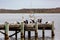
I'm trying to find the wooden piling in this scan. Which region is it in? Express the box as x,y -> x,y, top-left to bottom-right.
35,22 -> 38,40
15,30 -> 17,40
42,27 -> 45,38
52,37 -> 54,40
21,22 -> 24,40
51,21 -> 54,38
24,31 -> 25,40
4,22 -> 9,40
28,31 -> 31,40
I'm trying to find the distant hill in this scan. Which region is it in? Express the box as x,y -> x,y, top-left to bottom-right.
0,8 -> 60,13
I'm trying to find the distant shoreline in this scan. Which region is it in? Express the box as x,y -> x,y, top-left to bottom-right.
0,8 -> 60,13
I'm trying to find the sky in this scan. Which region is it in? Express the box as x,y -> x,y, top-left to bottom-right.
0,0 -> 60,9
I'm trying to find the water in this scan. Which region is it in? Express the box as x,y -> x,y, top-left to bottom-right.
0,37 -> 55,40
0,13 -> 60,40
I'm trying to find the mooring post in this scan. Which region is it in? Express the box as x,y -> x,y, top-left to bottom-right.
42,27 -> 45,38
51,21 -> 54,38
35,22 -> 38,40
21,22 -> 24,40
4,22 -> 9,40
15,30 -> 17,40
52,37 -> 54,40
28,31 -> 31,40
24,31 -> 25,40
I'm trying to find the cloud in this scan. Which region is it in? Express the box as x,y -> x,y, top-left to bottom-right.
0,0 -> 59,9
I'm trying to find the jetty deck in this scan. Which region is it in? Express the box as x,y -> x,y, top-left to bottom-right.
0,23 -> 52,30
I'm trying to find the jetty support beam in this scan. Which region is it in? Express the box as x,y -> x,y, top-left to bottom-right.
15,30 -> 17,40
4,22 -> 9,40
28,31 -> 31,40
9,31 -> 19,37
21,22 -> 24,40
42,27 -> 45,38
51,21 -> 55,38
35,22 -> 38,40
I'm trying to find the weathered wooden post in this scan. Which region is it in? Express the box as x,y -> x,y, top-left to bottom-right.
15,30 -> 17,40
28,31 -> 31,40
51,21 -> 55,38
28,13 -> 34,40
42,27 -> 45,38
24,31 -> 25,40
52,37 -> 54,40
35,22 -> 38,40
21,22 -> 24,40
4,22 -> 9,40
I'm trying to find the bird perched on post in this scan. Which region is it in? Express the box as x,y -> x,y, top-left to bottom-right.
24,20 -> 28,24
5,21 -> 9,24
17,21 -> 20,24
30,19 -> 35,23
37,18 -> 42,23
29,14 -> 35,23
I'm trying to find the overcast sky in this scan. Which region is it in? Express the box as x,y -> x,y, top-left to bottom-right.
0,0 -> 60,9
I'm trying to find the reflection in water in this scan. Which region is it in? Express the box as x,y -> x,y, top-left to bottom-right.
25,37 -> 54,40
39,37 -> 54,40
9,37 -> 54,40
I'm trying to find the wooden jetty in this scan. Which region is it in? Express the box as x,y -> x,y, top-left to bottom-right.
0,21 -> 55,40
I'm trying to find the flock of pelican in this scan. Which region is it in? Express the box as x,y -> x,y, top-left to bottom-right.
4,14 -> 52,25
12,14 -> 52,25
